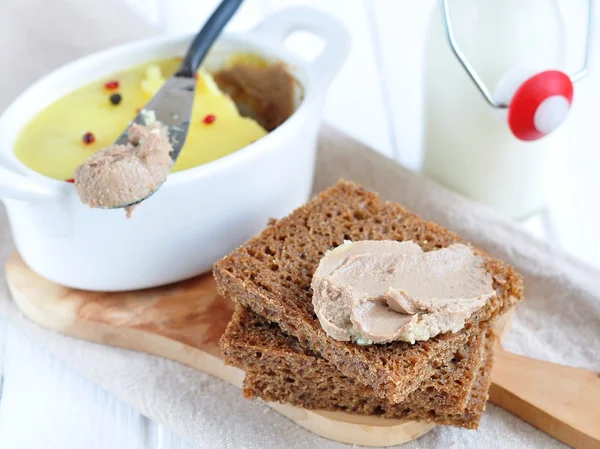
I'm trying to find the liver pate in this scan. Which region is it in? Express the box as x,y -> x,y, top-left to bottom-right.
74,122 -> 173,210
214,63 -> 298,131
312,240 -> 496,344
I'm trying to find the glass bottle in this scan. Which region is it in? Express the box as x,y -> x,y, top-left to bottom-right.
422,0 -> 567,219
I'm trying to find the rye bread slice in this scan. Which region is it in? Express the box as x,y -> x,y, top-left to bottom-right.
240,328 -> 494,429
221,306 -> 489,418
214,180 -> 523,403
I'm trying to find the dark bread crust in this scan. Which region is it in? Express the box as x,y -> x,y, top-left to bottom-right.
241,333 -> 494,429
221,306 -> 490,421
214,181 -> 523,403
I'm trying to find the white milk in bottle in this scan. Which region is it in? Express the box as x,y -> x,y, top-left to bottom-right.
422,0 -> 567,219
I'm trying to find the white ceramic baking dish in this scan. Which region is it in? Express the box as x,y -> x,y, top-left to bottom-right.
0,7 -> 349,291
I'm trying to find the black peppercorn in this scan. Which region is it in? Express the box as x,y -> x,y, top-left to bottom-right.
109,93 -> 122,105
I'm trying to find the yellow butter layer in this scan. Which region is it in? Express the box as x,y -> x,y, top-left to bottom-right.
14,57 -> 267,181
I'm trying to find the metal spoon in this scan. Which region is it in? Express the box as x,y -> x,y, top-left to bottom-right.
110,0 -> 244,209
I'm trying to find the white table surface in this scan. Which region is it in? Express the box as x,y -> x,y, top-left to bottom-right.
1,1 -> 598,448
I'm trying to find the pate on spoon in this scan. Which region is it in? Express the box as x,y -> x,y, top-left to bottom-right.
73,0 -> 244,215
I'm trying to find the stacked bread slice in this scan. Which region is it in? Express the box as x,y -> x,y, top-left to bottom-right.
214,181 -> 523,428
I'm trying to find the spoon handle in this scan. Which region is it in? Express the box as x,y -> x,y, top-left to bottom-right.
176,0 -> 244,78
490,347 -> 600,449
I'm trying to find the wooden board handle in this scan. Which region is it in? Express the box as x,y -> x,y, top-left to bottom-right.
490,348 -> 600,449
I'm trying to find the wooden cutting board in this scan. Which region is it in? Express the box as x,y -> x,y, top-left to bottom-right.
6,252 -> 599,448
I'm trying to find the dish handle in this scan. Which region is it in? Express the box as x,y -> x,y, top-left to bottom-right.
0,165 -> 59,202
250,7 -> 351,90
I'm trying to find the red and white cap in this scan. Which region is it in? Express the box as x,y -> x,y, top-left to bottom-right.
495,69 -> 573,141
